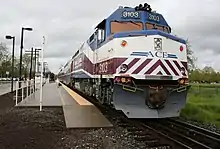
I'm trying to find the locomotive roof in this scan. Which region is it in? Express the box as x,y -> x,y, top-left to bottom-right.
95,6 -> 170,30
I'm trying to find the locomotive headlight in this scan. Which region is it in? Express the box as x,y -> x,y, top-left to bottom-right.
179,79 -> 184,84
121,78 -> 126,83
178,78 -> 189,85
120,64 -> 128,72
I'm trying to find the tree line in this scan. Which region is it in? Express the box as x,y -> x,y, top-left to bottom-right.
0,42 -> 39,79
0,42 -> 55,80
189,67 -> 220,83
186,40 -> 220,83
0,43 -> 49,78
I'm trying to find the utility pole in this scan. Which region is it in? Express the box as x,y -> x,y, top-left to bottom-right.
33,49 -> 40,91
29,47 -> 33,80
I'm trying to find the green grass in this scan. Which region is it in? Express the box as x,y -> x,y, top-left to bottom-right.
180,85 -> 220,127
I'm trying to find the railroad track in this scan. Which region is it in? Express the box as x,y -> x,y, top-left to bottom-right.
67,85 -> 220,149
102,106 -> 176,149
167,118 -> 220,148
144,118 -> 220,149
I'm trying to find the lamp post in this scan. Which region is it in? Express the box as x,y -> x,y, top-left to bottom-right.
5,35 -> 15,92
19,27 -> 33,87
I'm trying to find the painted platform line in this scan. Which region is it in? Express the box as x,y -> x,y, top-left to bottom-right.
62,83 -> 93,105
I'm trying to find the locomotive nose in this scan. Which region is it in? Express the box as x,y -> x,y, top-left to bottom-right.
145,86 -> 167,109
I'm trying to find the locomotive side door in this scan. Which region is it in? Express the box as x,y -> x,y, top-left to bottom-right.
93,29 -> 99,74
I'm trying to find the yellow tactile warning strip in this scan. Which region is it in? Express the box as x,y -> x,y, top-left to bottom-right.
61,83 -> 93,106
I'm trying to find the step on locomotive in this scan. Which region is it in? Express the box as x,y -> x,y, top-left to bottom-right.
58,3 -> 190,118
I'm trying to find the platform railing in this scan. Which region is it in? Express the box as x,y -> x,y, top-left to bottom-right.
0,80 -> 12,84
15,79 -> 40,106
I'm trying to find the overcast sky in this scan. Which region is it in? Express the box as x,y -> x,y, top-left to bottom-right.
1,0 -> 219,73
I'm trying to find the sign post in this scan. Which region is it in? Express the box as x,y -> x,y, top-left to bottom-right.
40,36 -> 45,111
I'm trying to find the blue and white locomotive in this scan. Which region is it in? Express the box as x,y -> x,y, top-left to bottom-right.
58,3 -> 190,118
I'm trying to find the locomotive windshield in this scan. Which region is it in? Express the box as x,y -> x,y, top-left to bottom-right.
110,21 -> 143,34
146,22 -> 170,33
110,21 -> 170,34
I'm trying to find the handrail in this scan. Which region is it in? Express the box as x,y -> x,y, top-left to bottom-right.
15,79 -> 41,106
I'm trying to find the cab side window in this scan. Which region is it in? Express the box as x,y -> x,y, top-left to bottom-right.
97,29 -> 105,44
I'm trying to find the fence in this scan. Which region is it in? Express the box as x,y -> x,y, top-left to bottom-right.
14,79 -> 41,106
0,80 -> 11,85
189,84 -> 220,95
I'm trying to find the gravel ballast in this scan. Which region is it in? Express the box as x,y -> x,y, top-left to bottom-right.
0,107 -> 147,149
178,117 -> 220,134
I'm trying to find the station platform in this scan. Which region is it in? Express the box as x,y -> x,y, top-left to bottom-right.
17,82 -> 113,128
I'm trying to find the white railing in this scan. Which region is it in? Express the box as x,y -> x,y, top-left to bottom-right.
15,79 -> 40,106
0,80 -> 12,84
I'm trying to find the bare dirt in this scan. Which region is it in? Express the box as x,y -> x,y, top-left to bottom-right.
0,91 -> 15,115
0,107 -> 65,149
